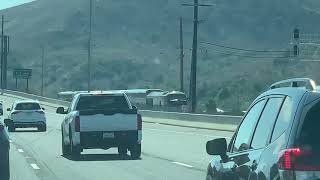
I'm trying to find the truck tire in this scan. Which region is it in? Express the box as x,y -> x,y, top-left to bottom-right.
118,146 -> 127,156
70,134 -> 80,160
62,132 -> 70,156
8,123 -> 15,132
130,144 -> 141,159
38,125 -> 47,132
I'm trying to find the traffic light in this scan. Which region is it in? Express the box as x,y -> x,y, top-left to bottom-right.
294,28 -> 300,40
293,45 -> 299,57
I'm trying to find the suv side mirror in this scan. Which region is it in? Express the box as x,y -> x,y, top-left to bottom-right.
56,107 -> 66,114
42,107 -> 45,111
132,105 -> 137,110
6,108 -> 11,112
206,138 -> 227,156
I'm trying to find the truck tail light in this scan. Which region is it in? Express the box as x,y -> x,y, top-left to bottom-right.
12,111 -> 21,115
278,148 -> 320,171
36,111 -> 45,114
75,116 -> 80,132
137,114 -> 142,130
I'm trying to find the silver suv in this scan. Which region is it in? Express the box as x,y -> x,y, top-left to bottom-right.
206,78 -> 320,180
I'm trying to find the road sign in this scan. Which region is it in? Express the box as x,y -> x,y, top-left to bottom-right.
13,69 -> 32,79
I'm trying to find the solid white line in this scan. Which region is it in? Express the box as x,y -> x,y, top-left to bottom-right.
171,162 -> 193,168
30,163 -> 40,170
17,149 -> 24,153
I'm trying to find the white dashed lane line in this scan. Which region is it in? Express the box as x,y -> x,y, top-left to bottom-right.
171,162 -> 193,168
30,163 -> 40,170
17,148 -> 24,153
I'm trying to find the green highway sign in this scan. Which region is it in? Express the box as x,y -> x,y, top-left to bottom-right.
13,69 -> 32,79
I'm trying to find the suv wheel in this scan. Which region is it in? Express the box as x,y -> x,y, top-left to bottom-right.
130,144 -> 141,159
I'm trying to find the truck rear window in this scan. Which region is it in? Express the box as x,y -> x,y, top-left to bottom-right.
76,95 -> 129,110
15,103 -> 41,110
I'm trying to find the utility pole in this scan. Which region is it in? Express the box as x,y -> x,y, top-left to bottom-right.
41,46 -> 44,96
87,0 -> 92,92
179,17 -> 184,93
1,15 -> 4,90
182,0 -> 213,113
3,35 -> 8,89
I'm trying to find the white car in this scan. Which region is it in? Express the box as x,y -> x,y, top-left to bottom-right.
57,92 -> 142,159
5,100 -> 46,132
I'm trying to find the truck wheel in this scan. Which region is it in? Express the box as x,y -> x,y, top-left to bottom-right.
130,144 -> 141,159
62,132 -> 70,156
70,136 -> 80,160
38,125 -> 47,132
8,124 -> 15,132
118,146 -> 127,156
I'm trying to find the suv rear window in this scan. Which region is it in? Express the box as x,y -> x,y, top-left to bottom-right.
298,101 -> 320,151
15,103 -> 41,110
76,95 -> 129,110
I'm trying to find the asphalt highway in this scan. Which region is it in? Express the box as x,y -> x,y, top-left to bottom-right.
0,95 -> 233,180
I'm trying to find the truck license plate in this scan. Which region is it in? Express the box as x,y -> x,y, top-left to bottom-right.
103,132 -> 114,139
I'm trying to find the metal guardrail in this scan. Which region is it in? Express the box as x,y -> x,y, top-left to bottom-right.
1,89 -> 243,126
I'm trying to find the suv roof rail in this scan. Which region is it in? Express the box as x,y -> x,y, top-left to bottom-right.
270,78 -> 317,91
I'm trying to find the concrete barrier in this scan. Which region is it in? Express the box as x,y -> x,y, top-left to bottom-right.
2,89 -> 70,107
140,110 -> 242,125
1,89 -> 242,126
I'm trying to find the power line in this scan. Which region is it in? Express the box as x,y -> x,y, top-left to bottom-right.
200,47 -> 293,59
200,41 -> 290,53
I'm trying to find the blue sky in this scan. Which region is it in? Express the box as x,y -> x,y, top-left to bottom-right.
0,0 -> 35,10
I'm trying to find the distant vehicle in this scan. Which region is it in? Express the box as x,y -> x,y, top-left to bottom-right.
0,121 -> 10,180
58,89 -> 188,112
57,92 -> 142,159
206,78 -> 320,180
5,100 -> 46,132
57,91 -> 87,101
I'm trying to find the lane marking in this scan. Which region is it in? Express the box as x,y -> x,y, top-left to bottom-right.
17,149 -> 24,153
145,128 -> 230,139
171,162 -> 193,168
30,163 -> 40,170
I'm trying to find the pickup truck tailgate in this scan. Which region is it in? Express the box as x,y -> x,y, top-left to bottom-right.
79,110 -> 138,132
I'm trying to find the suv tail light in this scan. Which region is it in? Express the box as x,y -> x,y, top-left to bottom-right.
278,148 -> 320,171
137,114 -> 142,130
75,116 -> 80,132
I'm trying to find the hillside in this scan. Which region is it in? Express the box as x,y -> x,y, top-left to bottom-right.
2,0 -> 320,112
